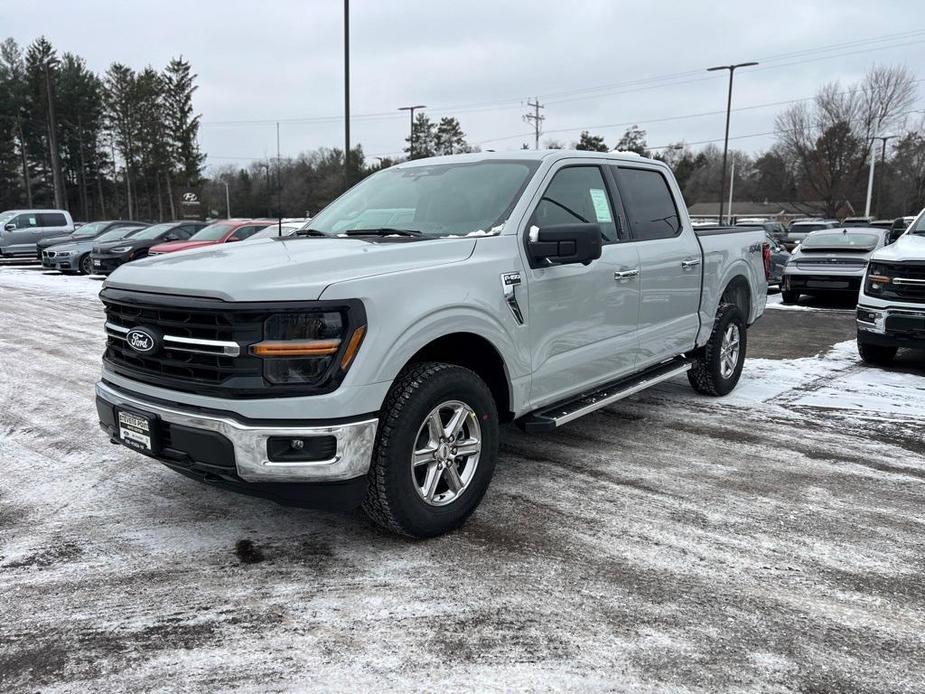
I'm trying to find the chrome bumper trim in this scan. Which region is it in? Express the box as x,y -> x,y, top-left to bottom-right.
96,381 -> 378,482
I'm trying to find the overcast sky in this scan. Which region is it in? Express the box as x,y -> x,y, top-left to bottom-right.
3,0 -> 924,170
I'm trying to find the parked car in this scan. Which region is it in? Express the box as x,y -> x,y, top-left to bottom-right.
764,232 -> 790,285
783,219 -> 840,250
90,221 -> 207,274
0,209 -> 74,257
95,151 -> 769,538
37,219 -> 148,262
781,226 -> 890,304
736,220 -> 787,244
886,215 -> 917,244
841,216 -> 874,227
246,220 -> 311,240
42,224 -> 149,274
148,219 -> 274,255
856,210 -> 925,365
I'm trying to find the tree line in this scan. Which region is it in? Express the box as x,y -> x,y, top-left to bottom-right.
0,35 -> 204,221
563,65 -> 923,219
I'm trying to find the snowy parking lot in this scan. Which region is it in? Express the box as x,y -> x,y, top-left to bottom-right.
2,265 -> 925,692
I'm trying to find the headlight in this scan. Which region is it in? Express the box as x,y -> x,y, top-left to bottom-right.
109,245 -> 132,254
865,262 -> 892,294
250,308 -> 366,385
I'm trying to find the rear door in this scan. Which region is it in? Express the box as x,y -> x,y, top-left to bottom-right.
37,212 -> 70,240
612,165 -> 701,368
524,161 -> 641,407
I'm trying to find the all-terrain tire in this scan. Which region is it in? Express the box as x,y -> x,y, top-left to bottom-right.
781,290 -> 800,304
687,303 -> 747,396
362,362 -> 499,538
857,337 -> 897,366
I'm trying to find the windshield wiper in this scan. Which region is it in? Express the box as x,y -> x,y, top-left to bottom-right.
343,228 -> 424,237
295,228 -> 329,237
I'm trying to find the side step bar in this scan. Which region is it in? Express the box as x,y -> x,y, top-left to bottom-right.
516,357 -> 692,433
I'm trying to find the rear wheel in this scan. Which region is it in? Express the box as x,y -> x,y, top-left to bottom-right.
78,253 -> 93,275
362,362 -> 499,538
857,337 -> 897,366
781,290 -> 800,304
688,303 -> 747,396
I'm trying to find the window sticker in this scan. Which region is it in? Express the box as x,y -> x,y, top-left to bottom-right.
589,188 -> 612,223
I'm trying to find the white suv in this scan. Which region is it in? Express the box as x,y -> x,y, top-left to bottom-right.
0,209 -> 75,257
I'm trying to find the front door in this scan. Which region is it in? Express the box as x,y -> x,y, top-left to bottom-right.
524,162 -> 641,408
7,212 -> 42,254
611,165 -> 701,368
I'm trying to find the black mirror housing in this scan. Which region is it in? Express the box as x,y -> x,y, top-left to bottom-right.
3,223 -> 14,232
529,223 -> 603,267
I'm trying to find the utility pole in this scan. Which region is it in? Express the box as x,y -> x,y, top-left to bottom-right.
873,134 -> 897,218
398,105 -> 426,158
707,61 -> 758,224
524,98 -> 544,150
344,0 -> 350,191
223,180 -> 231,219
277,121 -> 282,235
727,159 -> 735,224
864,144 -> 876,218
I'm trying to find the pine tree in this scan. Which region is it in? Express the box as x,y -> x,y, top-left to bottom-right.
615,125 -> 649,156
576,130 -> 608,152
406,113 -> 435,159
433,117 -> 470,155
164,57 -> 204,187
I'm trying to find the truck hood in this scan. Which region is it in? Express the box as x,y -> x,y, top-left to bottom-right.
870,233 -> 925,262
104,236 -> 477,301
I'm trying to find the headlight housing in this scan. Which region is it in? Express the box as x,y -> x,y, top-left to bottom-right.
250,306 -> 366,385
109,245 -> 132,254
865,262 -> 892,294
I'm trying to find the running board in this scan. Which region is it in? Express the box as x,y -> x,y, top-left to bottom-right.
517,358 -> 692,433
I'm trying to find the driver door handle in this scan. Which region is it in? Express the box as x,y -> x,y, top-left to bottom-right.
681,258 -> 701,270
614,268 -> 639,282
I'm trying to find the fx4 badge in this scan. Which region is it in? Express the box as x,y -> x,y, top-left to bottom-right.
500,272 -> 524,325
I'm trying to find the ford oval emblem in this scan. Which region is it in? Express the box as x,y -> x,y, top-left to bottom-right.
126,328 -> 157,354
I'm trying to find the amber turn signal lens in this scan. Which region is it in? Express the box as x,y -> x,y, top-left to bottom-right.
868,274 -> 891,284
341,325 -> 367,370
252,339 -> 341,357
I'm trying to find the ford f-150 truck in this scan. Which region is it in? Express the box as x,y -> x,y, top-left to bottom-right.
856,207 -> 925,364
95,151 -> 769,537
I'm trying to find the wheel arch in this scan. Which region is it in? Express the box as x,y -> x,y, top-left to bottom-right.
719,273 -> 753,323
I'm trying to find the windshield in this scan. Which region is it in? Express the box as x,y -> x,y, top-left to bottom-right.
307,160 -> 541,238
189,222 -> 236,242
130,223 -> 177,240
801,231 -> 881,250
72,221 -> 109,237
96,226 -> 142,243
910,212 -> 925,235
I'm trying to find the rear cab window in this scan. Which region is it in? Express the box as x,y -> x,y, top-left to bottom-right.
612,167 -> 681,241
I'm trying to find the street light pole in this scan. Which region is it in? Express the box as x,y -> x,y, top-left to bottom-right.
873,134 -> 897,218
398,105 -> 426,158
707,61 -> 758,225
223,180 -> 231,218
344,0 -> 350,191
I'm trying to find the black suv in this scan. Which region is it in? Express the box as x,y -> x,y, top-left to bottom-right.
90,221 -> 207,274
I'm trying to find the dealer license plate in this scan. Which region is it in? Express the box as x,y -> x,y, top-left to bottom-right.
117,409 -> 157,453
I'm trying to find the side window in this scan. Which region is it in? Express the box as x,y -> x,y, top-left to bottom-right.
615,167 -> 681,241
230,225 -> 261,241
530,166 -> 619,244
38,213 -> 67,227
175,226 -> 197,239
14,214 -> 39,229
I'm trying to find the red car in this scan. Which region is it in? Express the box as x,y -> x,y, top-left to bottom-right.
148,219 -> 274,255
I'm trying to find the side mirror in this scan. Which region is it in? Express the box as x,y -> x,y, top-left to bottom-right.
4,223 -> 14,232
528,223 -> 603,267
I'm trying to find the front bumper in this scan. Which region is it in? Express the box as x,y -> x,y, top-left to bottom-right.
96,381 -> 379,500
857,304 -> 925,349
90,255 -> 127,274
42,253 -> 77,271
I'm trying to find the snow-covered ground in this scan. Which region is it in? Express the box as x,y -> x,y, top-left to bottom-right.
2,268 -> 924,693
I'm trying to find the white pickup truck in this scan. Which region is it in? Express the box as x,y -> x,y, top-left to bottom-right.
96,151 -> 769,537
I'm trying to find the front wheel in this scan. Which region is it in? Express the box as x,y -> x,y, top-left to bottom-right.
79,253 -> 93,275
688,303 -> 747,396
362,362 -> 499,538
857,337 -> 897,366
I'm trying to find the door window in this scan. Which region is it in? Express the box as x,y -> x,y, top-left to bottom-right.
531,166 -> 620,244
614,167 -> 681,241
12,214 -> 39,229
230,225 -> 263,241
38,213 -> 67,226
